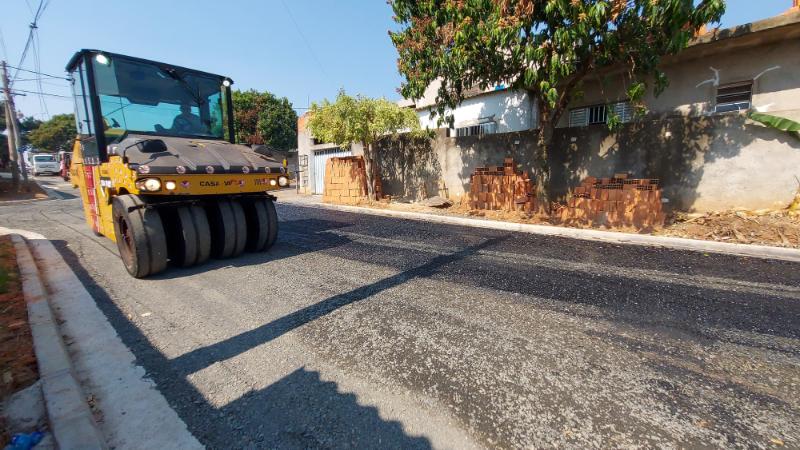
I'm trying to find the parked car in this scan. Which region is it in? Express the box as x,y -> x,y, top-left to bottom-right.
31,153 -> 59,176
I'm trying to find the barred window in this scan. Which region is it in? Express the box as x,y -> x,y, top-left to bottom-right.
455,121 -> 497,137
569,108 -> 588,127
569,101 -> 632,127
715,82 -> 752,113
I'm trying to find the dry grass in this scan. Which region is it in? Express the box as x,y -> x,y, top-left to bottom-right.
0,236 -> 39,443
0,179 -> 48,202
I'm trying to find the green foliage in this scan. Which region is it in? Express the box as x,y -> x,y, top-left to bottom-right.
18,116 -> 42,146
747,111 -> 800,139
232,90 -> 298,151
306,90 -> 422,148
27,114 -> 76,152
390,0 -> 725,128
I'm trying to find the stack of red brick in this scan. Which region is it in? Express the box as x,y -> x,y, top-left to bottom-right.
468,158 -> 536,212
323,156 -> 382,205
560,174 -> 666,228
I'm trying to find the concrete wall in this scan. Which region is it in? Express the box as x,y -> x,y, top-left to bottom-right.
559,28 -> 800,126
375,114 -> 800,212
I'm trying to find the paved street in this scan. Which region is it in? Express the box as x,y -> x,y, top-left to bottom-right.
1,187 -> 799,449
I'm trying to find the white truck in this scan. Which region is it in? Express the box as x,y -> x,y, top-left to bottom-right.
31,153 -> 59,176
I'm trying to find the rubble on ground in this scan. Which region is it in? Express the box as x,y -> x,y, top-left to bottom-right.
419,196 -> 453,208
658,209 -> 800,248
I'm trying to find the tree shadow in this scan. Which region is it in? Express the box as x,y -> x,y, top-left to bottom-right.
375,134 -> 442,201
222,367 -> 431,449
50,239 -> 435,449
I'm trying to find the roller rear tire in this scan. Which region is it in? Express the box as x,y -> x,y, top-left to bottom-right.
206,199 -> 247,259
263,198 -> 278,250
112,195 -> 168,278
165,205 -> 211,267
242,197 -> 279,252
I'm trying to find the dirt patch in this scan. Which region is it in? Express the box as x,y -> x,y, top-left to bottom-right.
364,198 -> 800,249
0,236 -> 39,443
658,210 -> 800,248
0,180 -> 48,202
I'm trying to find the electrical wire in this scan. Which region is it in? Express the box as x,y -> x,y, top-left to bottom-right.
6,65 -> 68,81
12,0 -> 51,82
279,0 -> 335,87
33,31 -> 49,117
0,26 -> 8,60
9,88 -> 72,99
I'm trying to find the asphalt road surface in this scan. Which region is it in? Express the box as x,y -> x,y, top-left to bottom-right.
2,182 -> 799,449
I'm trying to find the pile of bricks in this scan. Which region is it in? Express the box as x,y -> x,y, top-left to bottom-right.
467,158 -> 536,212
560,173 -> 666,228
322,156 -> 382,205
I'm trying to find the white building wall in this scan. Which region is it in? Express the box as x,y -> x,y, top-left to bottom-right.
416,89 -> 536,133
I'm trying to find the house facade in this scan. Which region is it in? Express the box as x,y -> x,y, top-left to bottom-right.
298,6 -> 800,212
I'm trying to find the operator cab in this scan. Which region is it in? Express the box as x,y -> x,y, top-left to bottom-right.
65,49 -> 235,164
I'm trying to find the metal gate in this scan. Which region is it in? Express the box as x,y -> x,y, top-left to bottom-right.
312,148 -> 352,194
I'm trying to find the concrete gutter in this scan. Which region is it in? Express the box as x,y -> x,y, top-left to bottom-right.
9,233 -> 107,450
3,228 -> 203,450
283,199 -> 800,263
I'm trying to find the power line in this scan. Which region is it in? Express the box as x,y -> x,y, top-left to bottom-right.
8,88 -> 72,99
12,0 -> 51,82
32,31 -> 49,117
0,27 -> 8,60
13,78 -> 69,88
5,64 -> 67,80
278,0 -> 335,87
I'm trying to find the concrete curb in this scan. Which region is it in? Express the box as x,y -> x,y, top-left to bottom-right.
2,227 -> 204,450
9,234 -> 107,450
282,198 -> 800,263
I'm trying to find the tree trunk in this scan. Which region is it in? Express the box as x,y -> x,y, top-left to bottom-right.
534,126 -> 553,215
534,98 -> 556,215
362,141 -> 377,201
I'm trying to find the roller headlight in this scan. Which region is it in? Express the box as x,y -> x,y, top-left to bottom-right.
269,179 -> 277,186
136,178 -> 162,192
165,181 -> 177,191
278,176 -> 289,187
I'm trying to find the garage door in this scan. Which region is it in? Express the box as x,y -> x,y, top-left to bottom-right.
312,148 -> 352,194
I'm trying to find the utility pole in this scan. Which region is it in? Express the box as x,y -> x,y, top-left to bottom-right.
2,60 -> 26,185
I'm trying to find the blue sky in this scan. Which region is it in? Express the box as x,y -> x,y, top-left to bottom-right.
1,0 -> 792,119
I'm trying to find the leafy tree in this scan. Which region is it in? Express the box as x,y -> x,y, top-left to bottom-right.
306,90 -> 423,200
390,0 -> 725,208
27,114 -> 76,152
18,116 -> 42,146
232,89 -> 298,151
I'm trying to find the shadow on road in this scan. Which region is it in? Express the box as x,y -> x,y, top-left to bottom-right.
170,236 -> 503,376
52,240 -> 434,449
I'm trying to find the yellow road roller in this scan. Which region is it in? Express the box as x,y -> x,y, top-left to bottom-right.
66,50 -> 289,277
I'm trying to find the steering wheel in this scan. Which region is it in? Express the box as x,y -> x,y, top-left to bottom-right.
173,116 -> 192,133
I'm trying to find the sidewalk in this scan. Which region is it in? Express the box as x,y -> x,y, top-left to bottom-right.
273,190 -> 800,263
1,228 -> 202,450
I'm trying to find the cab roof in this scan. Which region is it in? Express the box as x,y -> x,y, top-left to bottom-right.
65,49 -> 233,84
